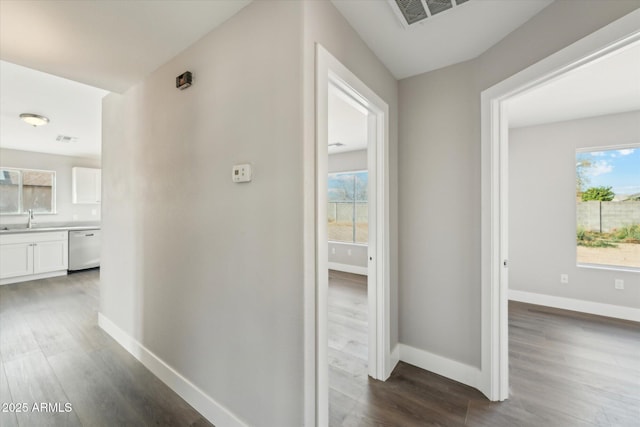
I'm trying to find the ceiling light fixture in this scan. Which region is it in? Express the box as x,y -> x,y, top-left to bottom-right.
329,142 -> 345,147
19,113 -> 49,127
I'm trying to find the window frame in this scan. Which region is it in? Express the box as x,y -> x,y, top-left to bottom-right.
327,169 -> 368,244
0,167 -> 57,215
575,143 -> 640,272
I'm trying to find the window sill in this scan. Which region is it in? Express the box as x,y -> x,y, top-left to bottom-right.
577,263 -> 640,274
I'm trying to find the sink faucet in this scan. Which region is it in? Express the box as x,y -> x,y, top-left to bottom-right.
27,209 -> 34,229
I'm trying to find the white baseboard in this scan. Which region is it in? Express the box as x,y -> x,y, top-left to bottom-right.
387,344 -> 400,379
327,262 -> 368,276
98,313 -> 247,427
0,270 -> 67,286
398,344 -> 481,390
509,290 -> 640,322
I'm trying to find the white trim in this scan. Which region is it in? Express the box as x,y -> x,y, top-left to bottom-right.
577,263 -> 640,274
0,270 -> 66,286
327,262 -> 368,276
389,344 -> 400,377
315,43 -> 391,426
399,344 -> 481,390
98,313 -> 247,427
481,9 -> 640,403
509,290 -> 640,322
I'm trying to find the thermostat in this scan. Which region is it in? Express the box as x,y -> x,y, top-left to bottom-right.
232,164 -> 252,183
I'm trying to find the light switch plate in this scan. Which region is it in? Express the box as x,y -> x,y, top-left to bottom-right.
615,279 -> 624,290
232,164 -> 252,183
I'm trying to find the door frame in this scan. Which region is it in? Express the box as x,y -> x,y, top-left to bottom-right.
479,10 -> 640,401
315,44 -> 391,425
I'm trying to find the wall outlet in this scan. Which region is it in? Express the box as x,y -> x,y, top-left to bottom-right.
72,214 -> 78,221
232,164 -> 252,183
615,279 -> 624,290
347,249 -> 352,256
91,209 -> 97,216
331,247 -> 336,255
560,274 -> 569,284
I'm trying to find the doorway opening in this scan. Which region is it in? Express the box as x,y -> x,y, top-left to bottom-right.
480,12 -> 640,401
326,81 -> 371,423
315,44 -> 391,426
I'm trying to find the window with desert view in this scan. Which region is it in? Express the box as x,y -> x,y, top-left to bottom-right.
328,171 -> 368,244
576,146 -> 640,269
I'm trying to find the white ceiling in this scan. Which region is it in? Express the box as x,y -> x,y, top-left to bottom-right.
331,0 -> 553,79
1,0 -> 636,160
328,86 -> 368,154
0,0 -> 251,159
507,42 -> 640,128
0,61 -> 108,159
0,0 -> 251,93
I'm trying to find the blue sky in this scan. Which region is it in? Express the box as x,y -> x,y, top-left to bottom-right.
578,147 -> 640,196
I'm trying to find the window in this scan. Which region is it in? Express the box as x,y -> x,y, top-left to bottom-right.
576,146 -> 639,269
328,171 -> 368,244
0,168 -> 56,215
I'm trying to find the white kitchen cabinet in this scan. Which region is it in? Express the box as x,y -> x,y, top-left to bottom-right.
0,242 -> 33,279
72,167 -> 101,204
0,231 -> 68,285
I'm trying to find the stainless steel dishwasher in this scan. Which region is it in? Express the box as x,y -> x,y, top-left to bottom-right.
68,229 -> 101,271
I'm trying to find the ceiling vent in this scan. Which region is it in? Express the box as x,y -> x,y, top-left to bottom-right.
390,0 -> 470,28
56,135 -> 78,143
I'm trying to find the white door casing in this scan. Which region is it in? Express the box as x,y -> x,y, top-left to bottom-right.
480,10 -> 640,402
314,44 -> 391,426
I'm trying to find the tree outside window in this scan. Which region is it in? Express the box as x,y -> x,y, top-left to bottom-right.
576,147 -> 640,269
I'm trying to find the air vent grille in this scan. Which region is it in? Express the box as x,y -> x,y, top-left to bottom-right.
426,0 -> 452,16
56,135 -> 78,143
395,0 -> 428,25
391,0 -> 471,27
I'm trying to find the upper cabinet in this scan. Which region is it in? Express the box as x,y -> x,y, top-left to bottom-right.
72,167 -> 101,204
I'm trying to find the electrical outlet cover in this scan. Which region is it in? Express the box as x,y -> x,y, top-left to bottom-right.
232,164 -> 252,183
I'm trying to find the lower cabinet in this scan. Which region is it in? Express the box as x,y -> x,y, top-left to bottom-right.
0,231 -> 68,285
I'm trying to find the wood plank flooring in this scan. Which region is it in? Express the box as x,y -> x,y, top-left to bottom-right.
0,270 -> 212,427
1,269 -> 638,426
328,270 -> 640,427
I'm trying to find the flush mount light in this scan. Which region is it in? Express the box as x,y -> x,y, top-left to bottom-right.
328,142 -> 345,147
19,113 -> 49,127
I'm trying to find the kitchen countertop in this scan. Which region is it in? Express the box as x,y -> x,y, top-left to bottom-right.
0,223 -> 101,235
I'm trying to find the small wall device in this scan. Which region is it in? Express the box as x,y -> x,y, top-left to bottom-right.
176,71 -> 192,90
232,164 -> 252,183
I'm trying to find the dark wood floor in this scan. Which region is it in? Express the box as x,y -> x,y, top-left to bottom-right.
0,270 -> 212,427
328,270 -> 640,427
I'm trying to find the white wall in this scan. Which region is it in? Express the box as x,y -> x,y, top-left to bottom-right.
328,149 -> 367,173
398,0 -> 640,372
0,148 -> 100,225
509,111 -> 640,308
399,59 -> 480,366
101,2 -> 304,425
328,149 -> 368,272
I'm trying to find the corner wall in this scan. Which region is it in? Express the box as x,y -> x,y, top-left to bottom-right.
101,2 -> 304,425
509,111 -> 640,311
